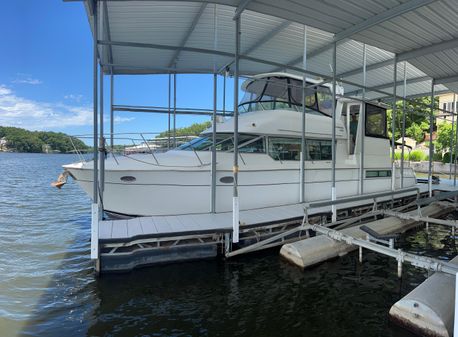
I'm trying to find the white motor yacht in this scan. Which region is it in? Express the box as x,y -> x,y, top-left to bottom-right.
63,72 -> 416,216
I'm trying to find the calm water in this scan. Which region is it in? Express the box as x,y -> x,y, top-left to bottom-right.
0,152 -> 456,337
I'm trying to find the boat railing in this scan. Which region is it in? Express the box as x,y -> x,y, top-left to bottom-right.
67,132 -> 208,167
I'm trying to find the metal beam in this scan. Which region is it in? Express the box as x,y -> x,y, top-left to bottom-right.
339,37 -> 458,79
168,3 -> 207,68
102,0 -> 114,69
346,76 -> 430,97
436,74 -> 458,85
233,0 -> 252,20
334,0 -> 437,42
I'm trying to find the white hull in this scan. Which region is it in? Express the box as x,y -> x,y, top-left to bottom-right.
65,151 -> 416,216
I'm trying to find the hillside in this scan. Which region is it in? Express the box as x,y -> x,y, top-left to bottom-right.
0,126 -> 88,153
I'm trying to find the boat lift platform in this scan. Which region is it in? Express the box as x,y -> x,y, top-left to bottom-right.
97,183 -> 456,272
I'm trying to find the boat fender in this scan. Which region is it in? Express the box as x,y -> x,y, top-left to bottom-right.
51,171 -> 69,189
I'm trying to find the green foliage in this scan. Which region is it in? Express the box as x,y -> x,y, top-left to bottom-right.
433,152 -> 443,161
387,96 -> 438,140
156,121 -> 212,138
442,152 -> 456,164
409,149 -> 427,162
0,126 -> 88,153
434,122 -> 454,153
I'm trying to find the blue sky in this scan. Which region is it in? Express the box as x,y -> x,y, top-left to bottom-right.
0,1 -> 236,142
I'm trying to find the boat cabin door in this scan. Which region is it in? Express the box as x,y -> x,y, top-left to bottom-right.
346,103 -> 361,155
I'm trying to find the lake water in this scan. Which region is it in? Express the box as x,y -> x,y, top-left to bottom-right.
0,152 -> 456,337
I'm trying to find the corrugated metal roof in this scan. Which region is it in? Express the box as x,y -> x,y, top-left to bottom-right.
86,0 -> 458,100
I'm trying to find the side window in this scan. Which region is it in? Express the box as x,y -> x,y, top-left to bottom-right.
239,137 -> 265,153
307,139 -> 332,160
365,104 -> 387,138
268,137 -> 301,161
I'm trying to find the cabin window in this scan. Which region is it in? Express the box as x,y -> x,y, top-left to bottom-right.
239,76 -> 334,116
268,137 -> 332,161
239,136 -> 265,153
366,170 -> 392,178
365,104 -> 387,138
268,137 -> 301,161
307,139 -> 332,160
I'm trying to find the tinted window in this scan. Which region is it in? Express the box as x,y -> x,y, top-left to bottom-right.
239,137 -> 264,153
366,104 -> 387,138
269,137 -> 301,161
308,139 -> 332,160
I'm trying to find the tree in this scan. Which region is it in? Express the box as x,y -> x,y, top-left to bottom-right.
435,122 -> 453,153
156,121 -> 212,138
387,96 -> 438,140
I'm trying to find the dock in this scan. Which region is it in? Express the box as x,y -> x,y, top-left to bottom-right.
97,183 -> 455,272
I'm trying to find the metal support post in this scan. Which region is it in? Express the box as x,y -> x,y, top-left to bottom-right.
391,56 -> 397,191
232,15 -> 241,243
428,80 -> 435,197
455,272 -> 458,337
401,62 -> 407,188
223,70 -> 226,117
211,73 -> 217,213
173,73 -> 177,148
110,72 -> 114,149
360,44 -> 367,195
300,25 -> 307,203
99,65 -> 105,196
331,42 -> 337,222
453,94 -> 458,186
168,73 -> 171,149
450,102 -> 455,180
91,0 -> 99,261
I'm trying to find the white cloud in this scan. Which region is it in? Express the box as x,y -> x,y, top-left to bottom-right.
0,85 -> 133,130
12,74 -> 42,85
64,94 -> 83,102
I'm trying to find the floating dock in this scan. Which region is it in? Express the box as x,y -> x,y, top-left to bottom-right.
96,184 -> 455,272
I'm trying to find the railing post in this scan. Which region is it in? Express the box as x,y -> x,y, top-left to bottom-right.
91,0 -> 100,265
232,14 -> 241,243
331,41 -> 337,222
360,44 -> 367,195
300,25 -> 307,203
401,62 -> 407,188
428,80 -> 435,198
391,55 -> 397,191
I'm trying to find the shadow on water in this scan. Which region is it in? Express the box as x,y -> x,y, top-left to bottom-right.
2,153 -> 456,337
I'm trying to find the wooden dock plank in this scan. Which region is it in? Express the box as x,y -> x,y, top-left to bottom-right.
164,216 -> 186,232
99,220 -> 113,240
153,216 -> 174,234
111,220 -> 128,239
139,217 -> 157,235
127,218 -> 143,237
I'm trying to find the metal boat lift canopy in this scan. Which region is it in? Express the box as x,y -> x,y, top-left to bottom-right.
84,0 -> 458,102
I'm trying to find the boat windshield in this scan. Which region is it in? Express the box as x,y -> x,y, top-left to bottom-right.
177,133 -> 265,153
239,76 -> 333,117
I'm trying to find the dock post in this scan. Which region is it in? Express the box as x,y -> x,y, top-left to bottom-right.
400,62 -> 407,188
360,44 -> 367,196
454,93 -> 457,187
331,41 -> 337,222
211,72 -> 217,212
99,63 -> 105,196
110,72 -> 114,150
91,0 -> 100,271
455,272 -> 458,337
210,6 -> 218,213
299,25 -> 307,203
173,73 -> 177,148
391,55 -> 397,192
168,73 -> 171,149
428,80 -> 435,198
232,14 -> 241,243
449,95 -> 455,180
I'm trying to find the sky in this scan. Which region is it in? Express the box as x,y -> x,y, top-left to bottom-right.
0,1 -> 237,142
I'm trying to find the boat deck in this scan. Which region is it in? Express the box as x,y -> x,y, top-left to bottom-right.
99,183 -> 456,243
